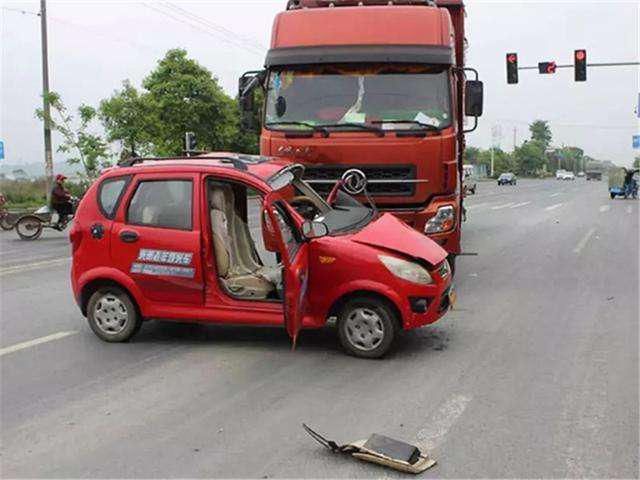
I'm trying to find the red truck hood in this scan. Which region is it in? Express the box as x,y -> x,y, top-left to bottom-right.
350,213 -> 448,266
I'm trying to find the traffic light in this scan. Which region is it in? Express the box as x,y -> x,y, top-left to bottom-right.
538,61 -> 557,74
506,53 -> 518,84
575,49 -> 587,81
184,132 -> 197,153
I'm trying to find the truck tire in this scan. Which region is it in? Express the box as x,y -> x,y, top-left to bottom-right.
337,296 -> 398,359
87,286 -> 141,343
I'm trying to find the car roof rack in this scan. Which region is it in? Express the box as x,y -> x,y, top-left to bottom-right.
117,154 -> 270,171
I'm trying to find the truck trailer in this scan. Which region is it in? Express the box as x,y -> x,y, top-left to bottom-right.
240,0 -> 483,271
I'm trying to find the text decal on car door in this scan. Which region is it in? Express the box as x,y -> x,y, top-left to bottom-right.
130,249 -> 195,278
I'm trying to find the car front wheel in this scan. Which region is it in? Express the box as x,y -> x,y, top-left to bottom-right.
337,296 -> 398,359
87,287 -> 141,342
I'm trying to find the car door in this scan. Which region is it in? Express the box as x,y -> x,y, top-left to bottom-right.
111,173 -> 204,305
263,195 -> 309,346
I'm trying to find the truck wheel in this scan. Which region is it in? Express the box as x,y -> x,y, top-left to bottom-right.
337,296 -> 398,359
87,287 -> 141,342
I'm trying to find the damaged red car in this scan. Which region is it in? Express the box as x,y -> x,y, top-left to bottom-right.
70,154 -> 454,358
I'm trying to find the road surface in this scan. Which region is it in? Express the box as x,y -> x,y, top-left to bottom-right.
1,178 -> 638,478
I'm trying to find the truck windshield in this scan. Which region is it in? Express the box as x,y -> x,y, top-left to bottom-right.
265,64 -> 451,131
269,165 -> 374,234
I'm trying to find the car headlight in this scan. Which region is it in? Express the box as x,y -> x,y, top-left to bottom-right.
425,205 -> 456,234
379,255 -> 433,285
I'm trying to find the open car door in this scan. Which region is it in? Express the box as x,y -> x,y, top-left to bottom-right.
263,196 -> 309,347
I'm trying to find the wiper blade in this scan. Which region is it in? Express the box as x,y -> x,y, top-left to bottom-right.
318,122 -> 385,137
265,121 -> 329,137
371,120 -> 442,131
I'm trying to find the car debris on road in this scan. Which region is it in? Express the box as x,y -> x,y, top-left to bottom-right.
302,424 -> 436,474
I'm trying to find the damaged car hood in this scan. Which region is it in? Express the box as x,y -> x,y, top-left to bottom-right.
350,213 -> 448,266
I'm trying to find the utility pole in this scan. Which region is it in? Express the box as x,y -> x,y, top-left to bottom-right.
40,0 -> 53,203
513,127 -> 517,151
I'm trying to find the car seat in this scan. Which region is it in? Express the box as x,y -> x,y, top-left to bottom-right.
209,184 -> 280,299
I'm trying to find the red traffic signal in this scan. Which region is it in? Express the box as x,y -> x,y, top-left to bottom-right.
506,52 -> 518,84
575,49 -> 587,81
538,61 -> 557,74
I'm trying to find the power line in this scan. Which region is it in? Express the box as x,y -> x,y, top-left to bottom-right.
160,1 -> 266,54
1,6 -> 40,16
140,2 -> 264,58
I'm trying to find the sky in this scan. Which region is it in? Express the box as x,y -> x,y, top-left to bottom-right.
1,0 -> 639,171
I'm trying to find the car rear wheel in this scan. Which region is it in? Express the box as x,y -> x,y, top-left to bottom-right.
337,296 -> 398,359
87,287 -> 141,342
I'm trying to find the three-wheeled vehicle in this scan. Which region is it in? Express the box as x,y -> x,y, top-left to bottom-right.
609,167 -> 639,200
70,154 -> 454,358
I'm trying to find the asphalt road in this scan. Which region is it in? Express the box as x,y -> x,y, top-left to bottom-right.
1,178 -> 638,478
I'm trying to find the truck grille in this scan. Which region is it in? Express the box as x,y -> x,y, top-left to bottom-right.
304,165 -> 416,196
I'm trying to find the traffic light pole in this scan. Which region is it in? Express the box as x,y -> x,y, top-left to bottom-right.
517,61 -> 640,71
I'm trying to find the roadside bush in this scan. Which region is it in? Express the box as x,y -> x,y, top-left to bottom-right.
0,178 -> 88,208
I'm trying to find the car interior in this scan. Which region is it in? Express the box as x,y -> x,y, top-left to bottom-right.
208,180 -> 283,301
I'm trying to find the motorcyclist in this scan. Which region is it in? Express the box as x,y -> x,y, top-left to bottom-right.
50,174 -> 72,227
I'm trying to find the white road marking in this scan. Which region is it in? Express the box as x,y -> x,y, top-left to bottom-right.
0,257 -> 70,276
573,228 -> 596,254
510,201 -> 532,209
599,205 -> 610,213
627,205 -> 633,214
550,192 -> 562,198
491,203 -> 514,210
416,394 -> 472,452
545,203 -> 563,211
466,203 -> 489,210
0,331 -> 78,357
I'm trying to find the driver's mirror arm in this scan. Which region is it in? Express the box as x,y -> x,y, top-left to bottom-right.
238,70 -> 266,130
455,67 -> 483,133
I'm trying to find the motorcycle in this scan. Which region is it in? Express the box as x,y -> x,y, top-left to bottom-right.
15,197 -> 79,240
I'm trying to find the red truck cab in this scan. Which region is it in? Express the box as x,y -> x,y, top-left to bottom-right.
240,0 -> 483,272
70,154 -> 454,358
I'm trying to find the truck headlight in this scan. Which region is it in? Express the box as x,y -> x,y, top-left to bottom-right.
379,255 -> 433,285
425,205 -> 456,234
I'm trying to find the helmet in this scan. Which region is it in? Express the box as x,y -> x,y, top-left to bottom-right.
55,174 -> 67,182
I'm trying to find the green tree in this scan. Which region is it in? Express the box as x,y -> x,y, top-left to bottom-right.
99,80 -> 156,158
464,146 -> 481,165
142,49 -> 237,156
514,140 -> 546,175
529,120 -> 552,150
557,146 -> 584,172
35,92 -> 111,179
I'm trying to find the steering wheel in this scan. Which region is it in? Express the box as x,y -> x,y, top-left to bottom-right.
290,196 -> 319,220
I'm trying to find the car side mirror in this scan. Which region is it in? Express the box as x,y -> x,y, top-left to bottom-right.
301,220 -> 329,239
465,80 -> 484,117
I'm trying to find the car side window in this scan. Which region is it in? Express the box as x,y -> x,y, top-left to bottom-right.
98,176 -> 130,219
127,180 -> 193,230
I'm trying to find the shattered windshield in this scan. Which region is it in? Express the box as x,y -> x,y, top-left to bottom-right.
269,165 -> 374,234
265,64 -> 452,131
